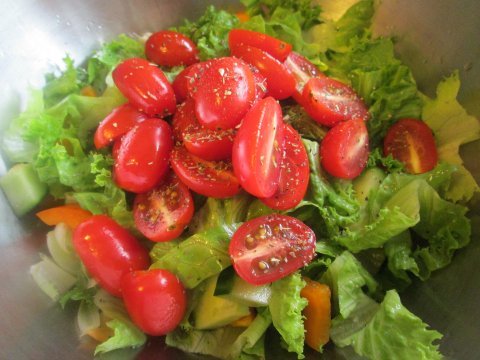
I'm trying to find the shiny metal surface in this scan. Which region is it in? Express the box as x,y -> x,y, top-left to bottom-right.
0,1 -> 478,359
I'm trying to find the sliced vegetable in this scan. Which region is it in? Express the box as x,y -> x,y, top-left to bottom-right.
284,51 -> 323,104
37,204 -> 93,230
228,29 -> 292,61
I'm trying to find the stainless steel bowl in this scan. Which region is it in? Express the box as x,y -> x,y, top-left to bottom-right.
1,1 -> 479,359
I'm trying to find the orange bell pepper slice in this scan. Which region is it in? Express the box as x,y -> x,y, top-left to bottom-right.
300,277 -> 331,351
36,204 -> 93,230
235,11 -> 250,23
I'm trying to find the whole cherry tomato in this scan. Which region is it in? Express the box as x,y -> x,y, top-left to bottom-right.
228,29 -> 292,62
122,269 -> 187,336
145,30 -> 199,67
114,119 -> 173,193
73,215 -> 150,297
229,214 -> 316,285
112,58 -> 176,117
384,118 -> 438,174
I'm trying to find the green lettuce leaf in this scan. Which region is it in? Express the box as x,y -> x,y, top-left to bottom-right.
268,272 -> 307,358
173,5 -> 239,60
150,225 -> 237,289
94,319 -> 147,355
422,71 -> 480,202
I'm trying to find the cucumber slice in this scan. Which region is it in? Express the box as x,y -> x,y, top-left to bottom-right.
0,163 -> 47,216
353,167 -> 386,204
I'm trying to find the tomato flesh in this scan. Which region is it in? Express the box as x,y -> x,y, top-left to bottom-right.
284,51 -> 323,104
145,30 -> 199,67
320,118 -> 369,179
229,214 -> 316,285
194,57 -> 255,130
302,77 -> 369,127
231,45 -> 296,100
384,118 -> 438,174
260,124 -> 310,210
172,99 -> 235,161
232,97 -> 284,198
134,172 -> 194,242
94,104 -> 148,149
122,269 -> 187,336
114,119 -> 173,193
73,215 -> 150,297
170,146 -> 241,198
112,58 -> 176,117
228,29 -> 292,62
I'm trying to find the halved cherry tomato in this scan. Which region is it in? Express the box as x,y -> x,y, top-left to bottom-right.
383,118 -> 438,174
170,146 -> 240,198
250,65 -> 267,102
145,30 -> 199,67
229,214 -> 316,285
133,172 -> 194,242
320,118 -> 369,179
194,57 -> 255,130
73,215 -> 150,297
232,97 -> 284,198
172,99 -> 235,161
36,204 -> 93,230
284,52 -> 323,104
302,77 -> 369,127
114,119 -> 173,193
94,104 -> 148,149
228,29 -> 292,62
172,60 -> 215,103
260,124 -> 309,210
112,58 -> 176,117
122,269 -> 187,336
230,45 -> 296,100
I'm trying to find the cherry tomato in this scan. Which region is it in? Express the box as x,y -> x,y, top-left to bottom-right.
250,65 -> 267,102
260,124 -> 309,210
112,58 -> 176,117
230,45 -> 296,100
122,269 -> 187,336
284,51 -> 323,104
229,214 -> 316,285
133,172 -> 194,242
73,215 -> 150,297
170,146 -> 240,198
145,30 -> 199,67
114,119 -> 173,193
383,118 -> 438,174
194,57 -> 255,130
232,97 -> 284,198
94,104 -> 148,149
172,99 -> 235,161
302,77 -> 369,127
320,118 -> 369,179
172,60 -> 215,103
228,29 -> 292,62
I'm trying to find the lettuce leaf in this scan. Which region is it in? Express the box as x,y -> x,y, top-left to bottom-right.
268,272 -> 307,358
422,71 -> 480,203
94,319 -> 146,355
173,5 -> 239,60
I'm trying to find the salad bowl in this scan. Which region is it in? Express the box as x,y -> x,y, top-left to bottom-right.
0,0 -> 479,359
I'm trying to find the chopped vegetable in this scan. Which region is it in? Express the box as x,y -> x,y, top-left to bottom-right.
37,204 -> 93,229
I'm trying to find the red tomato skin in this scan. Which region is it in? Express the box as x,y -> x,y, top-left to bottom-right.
229,214 -> 316,285
320,118 -> 369,179
172,60 -> 216,103
383,118 -> 438,174
250,65 -> 268,103
302,77 -> 369,127
232,97 -> 284,198
73,215 -> 150,297
194,57 -> 255,130
231,45 -> 296,100
170,146 -> 241,198
112,58 -> 176,117
284,52 -> 324,104
172,99 -> 235,161
114,119 -> 174,193
94,104 -> 148,149
145,30 -> 199,67
133,173 -> 194,242
228,29 -> 292,62
260,124 -> 310,210
122,269 -> 187,336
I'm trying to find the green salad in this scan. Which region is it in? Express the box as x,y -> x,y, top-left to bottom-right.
1,0 -> 479,359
